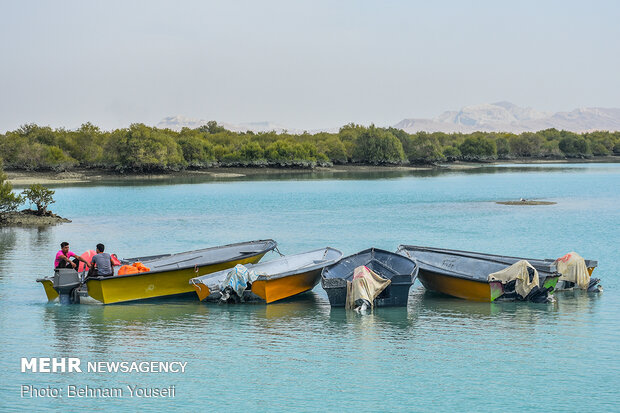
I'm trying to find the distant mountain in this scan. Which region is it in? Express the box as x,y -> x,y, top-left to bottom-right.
157,116 -> 301,134
158,102 -> 620,135
395,102 -> 620,133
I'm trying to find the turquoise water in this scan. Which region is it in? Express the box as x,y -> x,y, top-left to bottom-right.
1,164 -> 618,411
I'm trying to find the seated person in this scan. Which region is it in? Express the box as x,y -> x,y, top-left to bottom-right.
55,242 -> 91,271
89,243 -> 115,277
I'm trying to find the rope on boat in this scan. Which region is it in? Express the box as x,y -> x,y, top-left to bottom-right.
274,247 -> 284,257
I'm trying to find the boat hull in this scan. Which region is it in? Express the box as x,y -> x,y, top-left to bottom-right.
323,274 -> 414,307
402,245 -> 598,280
191,246 -> 343,304
193,269 -> 323,304
39,279 -> 60,301
87,253 -> 266,304
250,268 -> 322,304
321,248 -> 417,308
192,268 -> 330,304
397,245 -> 561,302
417,269 -> 504,302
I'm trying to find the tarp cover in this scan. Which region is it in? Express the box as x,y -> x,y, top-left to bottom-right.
488,260 -> 539,298
345,266 -> 391,309
554,252 -> 589,289
218,264 -> 259,298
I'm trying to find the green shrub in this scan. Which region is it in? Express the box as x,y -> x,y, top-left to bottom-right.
239,141 -> 265,161
407,132 -> 445,163
442,146 -> 461,160
458,136 -> 497,160
352,126 -> 406,165
178,135 -> 216,167
495,137 -> 511,158
317,136 -> 348,164
22,184 -> 55,215
0,169 -> 23,213
510,133 -> 544,157
109,124 -> 186,171
559,135 -> 591,157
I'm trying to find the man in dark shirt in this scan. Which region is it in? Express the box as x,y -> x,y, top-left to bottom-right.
89,243 -> 115,277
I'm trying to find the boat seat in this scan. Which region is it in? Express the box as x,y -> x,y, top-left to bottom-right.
150,255 -> 202,268
366,259 -> 398,277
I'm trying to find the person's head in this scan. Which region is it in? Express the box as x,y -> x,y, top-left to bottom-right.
96,243 -> 105,253
60,242 -> 69,253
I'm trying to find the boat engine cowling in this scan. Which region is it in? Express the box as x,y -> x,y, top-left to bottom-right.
53,268 -> 82,304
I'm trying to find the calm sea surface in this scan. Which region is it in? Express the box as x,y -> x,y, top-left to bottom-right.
1,164 -> 618,411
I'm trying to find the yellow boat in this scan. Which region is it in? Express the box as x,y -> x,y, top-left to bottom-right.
37,240 -> 277,304
190,247 -> 343,304
397,245 -> 561,302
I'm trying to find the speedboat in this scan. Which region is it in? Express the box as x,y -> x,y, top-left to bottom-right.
37,240 -> 278,304
398,246 -> 601,292
396,245 -> 561,302
190,247 -> 343,304
321,248 -> 418,308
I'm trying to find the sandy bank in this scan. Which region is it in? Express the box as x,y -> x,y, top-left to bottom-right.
5,158 -> 618,186
496,200 -> 557,205
6,165 -> 435,186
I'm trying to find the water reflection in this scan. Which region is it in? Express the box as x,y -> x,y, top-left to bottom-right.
257,293 -> 328,320
39,286 -> 604,354
202,292 -> 330,330
409,289 -> 504,318
24,164 -> 609,189
552,290 -> 603,317
30,226 -> 53,250
0,229 -> 17,281
327,306 -> 414,330
42,301 -> 209,353
408,287 -> 602,329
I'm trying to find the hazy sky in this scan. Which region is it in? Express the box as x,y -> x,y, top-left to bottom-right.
1,0 -> 619,131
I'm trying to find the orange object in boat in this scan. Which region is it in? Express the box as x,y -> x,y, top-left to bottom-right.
78,250 -> 96,272
132,262 -> 150,272
118,265 -> 139,275
118,262 -> 150,275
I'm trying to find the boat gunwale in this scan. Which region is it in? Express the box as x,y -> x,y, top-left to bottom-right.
191,247 -> 343,284
321,247 -> 418,282
397,244 -> 598,272
396,245 -> 561,275
416,261 -> 563,284
87,239 -> 277,281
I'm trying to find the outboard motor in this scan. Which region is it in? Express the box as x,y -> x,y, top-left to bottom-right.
588,278 -> 603,293
53,268 -> 82,304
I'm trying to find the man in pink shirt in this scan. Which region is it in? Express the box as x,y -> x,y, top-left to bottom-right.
54,242 -> 90,270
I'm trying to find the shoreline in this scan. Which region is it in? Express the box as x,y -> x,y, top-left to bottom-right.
6,157 -> 619,186
0,210 -> 71,227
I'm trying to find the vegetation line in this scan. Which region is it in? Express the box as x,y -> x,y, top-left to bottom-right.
1,122 -> 619,172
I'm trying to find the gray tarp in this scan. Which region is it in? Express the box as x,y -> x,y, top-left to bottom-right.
217,264 -> 259,299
